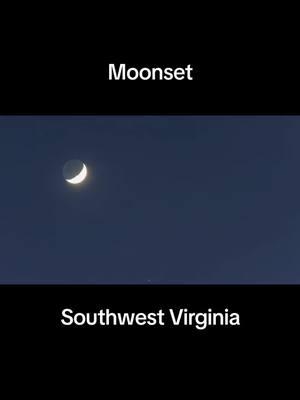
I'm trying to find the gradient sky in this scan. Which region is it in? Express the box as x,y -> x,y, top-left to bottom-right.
1,115 -> 300,283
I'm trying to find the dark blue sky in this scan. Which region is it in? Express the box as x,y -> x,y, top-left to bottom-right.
1,116 -> 300,283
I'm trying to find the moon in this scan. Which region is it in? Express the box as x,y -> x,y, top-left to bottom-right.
63,160 -> 87,185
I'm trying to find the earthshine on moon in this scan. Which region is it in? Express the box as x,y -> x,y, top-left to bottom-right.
63,160 -> 87,185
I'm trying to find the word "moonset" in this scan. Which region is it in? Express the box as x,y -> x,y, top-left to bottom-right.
108,64 -> 194,81
61,308 -> 240,330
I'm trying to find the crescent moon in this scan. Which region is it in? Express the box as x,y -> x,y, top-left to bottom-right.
66,163 -> 87,184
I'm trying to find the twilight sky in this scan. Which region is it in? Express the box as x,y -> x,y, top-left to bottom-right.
1,116 -> 300,283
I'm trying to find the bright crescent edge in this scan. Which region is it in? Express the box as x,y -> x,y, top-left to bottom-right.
66,163 -> 87,184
